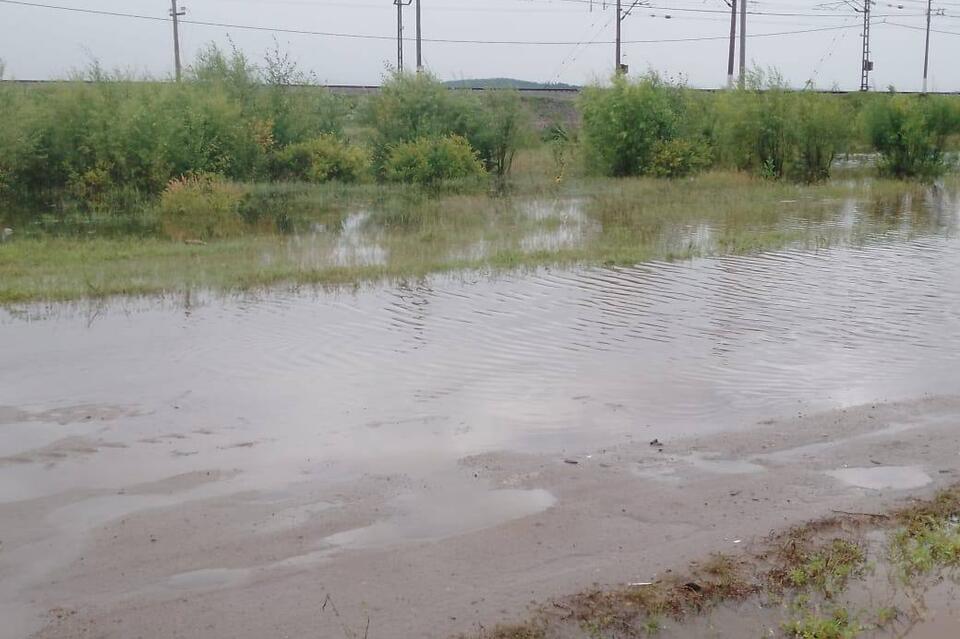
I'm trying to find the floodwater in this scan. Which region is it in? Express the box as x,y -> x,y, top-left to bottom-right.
2,189 -> 960,636
4,200 -> 960,500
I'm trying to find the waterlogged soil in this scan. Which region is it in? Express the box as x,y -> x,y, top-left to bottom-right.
2,202 -> 960,638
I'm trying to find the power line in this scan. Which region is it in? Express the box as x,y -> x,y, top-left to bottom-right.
0,0 -> 864,45
0,0 -> 925,22
886,19 -> 960,33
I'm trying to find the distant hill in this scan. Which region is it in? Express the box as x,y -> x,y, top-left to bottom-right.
443,78 -> 579,90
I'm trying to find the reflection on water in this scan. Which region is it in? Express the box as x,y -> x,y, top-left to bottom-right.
1,190 -> 960,504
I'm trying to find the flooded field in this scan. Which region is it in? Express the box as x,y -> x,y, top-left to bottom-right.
3,188 -> 960,638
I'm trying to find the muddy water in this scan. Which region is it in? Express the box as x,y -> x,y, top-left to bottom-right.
2,194 -> 960,636
4,231 -> 960,499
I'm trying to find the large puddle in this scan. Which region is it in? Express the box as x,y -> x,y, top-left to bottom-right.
3,194 -> 960,502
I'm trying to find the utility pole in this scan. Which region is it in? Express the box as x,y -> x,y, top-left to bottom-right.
860,0 -> 872,91
416,0 -> 423,72
394,0 -> 412,72
922,0 -> 932,93
738,0 -> 746,87
615,0 -> 622,75
170,0 -> 185,81
726,0 -> 737,88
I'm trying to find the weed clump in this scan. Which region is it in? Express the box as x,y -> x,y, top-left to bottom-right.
158,174 -> 249,240
271,135 -> 371,183
766,526 -> 866,599
386,135 -> 486,186
783,605 -> 864,639
890,487 -> 960,579
563,553 -> 757,637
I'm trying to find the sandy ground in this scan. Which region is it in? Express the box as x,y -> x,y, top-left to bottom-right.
3,395 -> 960,639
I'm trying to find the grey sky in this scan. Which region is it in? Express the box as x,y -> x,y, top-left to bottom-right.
1,0 -> 958,91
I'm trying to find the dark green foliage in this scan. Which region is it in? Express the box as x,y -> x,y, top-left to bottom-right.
472,90 -> 534,177
0,46 -> 348,209
270,135 -> 370,183
714,71 -> 852,183
579,74 -> 710,178
864,95 -> 960,180
363,72 -> 532,178
650,138 -> 713,178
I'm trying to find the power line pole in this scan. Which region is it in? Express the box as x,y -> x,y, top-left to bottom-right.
170,0 -> 185,81
394,0 -> 412,72
922,0 -> 932,93
416,0 -> 422,72
738,0 -> 746,87
615,0 -> 622,75
726,0 -> 737,88
396,0 -> 403,71
860,0 -> 872,91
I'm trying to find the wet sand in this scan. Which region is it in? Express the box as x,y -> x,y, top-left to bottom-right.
3,396 -> 959,638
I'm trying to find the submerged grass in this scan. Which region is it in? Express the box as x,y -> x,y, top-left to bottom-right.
1,170 -> 956,304
463,486 -> 960,639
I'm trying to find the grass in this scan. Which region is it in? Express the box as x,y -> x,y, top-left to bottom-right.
457,486 -> 960,639
890,488 -> 960,580
2,167 -> 956,304
783,606 -> 864,639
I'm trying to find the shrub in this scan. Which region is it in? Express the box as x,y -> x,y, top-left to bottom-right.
714,70 -> 853,182
363,72 -> 531,177
865,95 -> 960,179
649,138 -> 713,178
158,174 -> 248,240
788,92 -> 851,183
580,74 -> 708,178
385,135 -> 486,186
364,72 -> 475,171
0,43 -> 348,207
714,71 -> 791,178
470,90 -> 534,177
271,135 -> 370,183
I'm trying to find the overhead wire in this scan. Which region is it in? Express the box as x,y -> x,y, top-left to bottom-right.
0,0 -> 867,45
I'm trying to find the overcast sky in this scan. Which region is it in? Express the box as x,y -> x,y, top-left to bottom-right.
0,0 -> 958,91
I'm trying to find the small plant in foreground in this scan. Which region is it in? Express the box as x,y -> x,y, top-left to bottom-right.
889,514 -> 960,579
770,535 -> 866,599
784,606 -> 864,639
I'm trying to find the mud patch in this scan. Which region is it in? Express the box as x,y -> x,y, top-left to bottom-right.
827,466 -> 933,491
0,436 -> 126,467
323,484 -> 556,550
0,404 -> 136,426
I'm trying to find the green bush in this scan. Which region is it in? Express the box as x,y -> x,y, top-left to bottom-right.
158,174 -> 249,240
788,92 -> 851,183
271,135 -> 370,183
385,135 -> 486,186
0,44 -> 348,207
714,70 -> 852,182
364,72 -> 475,172
363,72 -> 532,179
649,138 -> 713,178
470,90 -> 534,177
579,74 -> 709,178
865,95 -> 960,179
